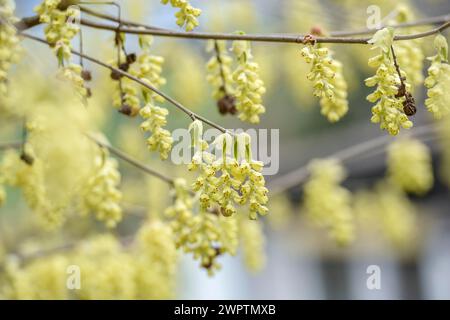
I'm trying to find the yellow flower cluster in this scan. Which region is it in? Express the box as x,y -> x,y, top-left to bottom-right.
387,138 -> 434,195
366,28 -> 413,135
165,178 -> 195,247
2,232 -> 179,299
57,63 -> 89,100
302,159 -> 354,246
0,148 -> 63,227
424,34 -> 450,119
0,0 -> 21,99
165,178 -> 239,275
134,221 -> 178,298
110,34 -> 171,159
3,255 -> 69,299
139,104 -> 173,160
35,0 -> 80,64
300,44 -> 349,122
353,181 -> 418,249
240,218 -> 266,273
231,40 -> 266,124
374,181 -> 418,248
189,121 -> 269,220
80,150 -> 123,228
34,1 -> 92,100
135,34 -> 166,103
160,0 -> 201,31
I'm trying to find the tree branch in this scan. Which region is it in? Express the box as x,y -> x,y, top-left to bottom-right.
268,124 -> 439,195
87,133 -> 175,185
0,135 -> 175,186
79,6 -> 165,31
0,141 -> 22,151
20,33 -> 228,134
76,18 -> 450,44
15,9 -> 450,43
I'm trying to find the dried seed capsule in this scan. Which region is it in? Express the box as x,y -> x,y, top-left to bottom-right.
126,53 -> 137,64
81,70 -> 92,81
20,152 -> 34,166
118,104 -> 133,116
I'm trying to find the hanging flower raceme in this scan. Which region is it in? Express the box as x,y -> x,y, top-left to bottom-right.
365,28 -> 413,136
240,218 -> 266,272
231,39 -> 266,124
34,0 -> 92,100
160,0 -> 201,31
80,149 -> 123,228
164,178 -> 238,275
165,178 -> 195,250
302,158 -> 354,246
424,34 -> 450,119
0,0 -> 22,100
72,235 -> 136,299
300,43 -> 349,122
0,147 -> 63,227
374,180 -> 418,248
134,34 -> 166,103
135,220 -> 178,297
35,0 -> 80,63
0,184 -> 5,207
56,63 -> 89,99
387,138 -> 434,196
139,103 -> 173,160
206,40 -> 236,115
188,121 -> 268,220
134,35 -> 172,159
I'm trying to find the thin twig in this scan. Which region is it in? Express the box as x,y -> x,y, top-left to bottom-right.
79,6 -> 164,31
87,133 -> 175,185
268,124 -> 438,195
76,18 -> 450,44
20,32 -> 228,133
15,11 -> 450,43
0,141 -> 22,151
15,234 -> 135,264
0,135 -> 174,186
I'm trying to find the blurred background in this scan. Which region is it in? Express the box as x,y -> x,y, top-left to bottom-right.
1,0 -> 450,299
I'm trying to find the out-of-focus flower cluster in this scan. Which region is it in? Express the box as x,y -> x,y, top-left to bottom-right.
425,34 -> 450,119
0,0 -> 21,100
387,138 -> 434,195
302,159 -> 354,246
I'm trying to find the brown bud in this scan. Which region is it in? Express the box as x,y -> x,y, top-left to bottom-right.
310,26 -> 323,36
20,152 -> 34,166
217,94 -> 236,115
403,92 -> 417,116
302,34 -> 317,45
81,70 -> 92,81
118,104 -> 133,116
110,70 -> 121,80
119,63 -> 130,72
395,83 -> 406,98
126,53 -> 137,64
86,87 -> 92,98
